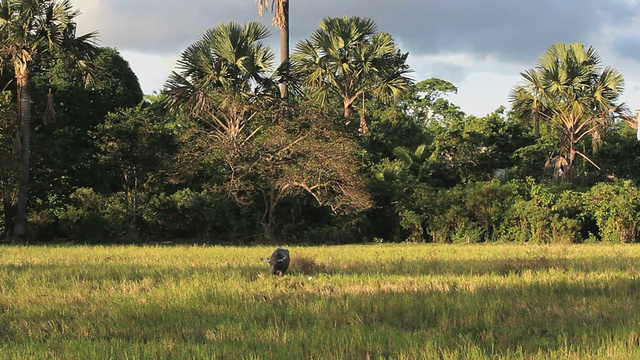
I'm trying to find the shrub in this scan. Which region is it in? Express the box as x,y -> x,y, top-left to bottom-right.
426,181 -> 517,243
584,181 -> 640,243
463,180 -> 517,241
26,209 -> 56,241
58,188 -> 128,240
426,187 -> 468,243
500,199 -> 553,243
142,188 -> 208,239
302,225 -> 354,244
398,209 -> 424,242
498,183 -> 582,243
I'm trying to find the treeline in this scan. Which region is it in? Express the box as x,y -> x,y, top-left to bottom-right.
1,5 -> 639,243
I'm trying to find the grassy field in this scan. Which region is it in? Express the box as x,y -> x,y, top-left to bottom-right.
1,243 -> 640,359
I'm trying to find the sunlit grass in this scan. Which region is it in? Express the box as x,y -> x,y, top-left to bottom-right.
1,243 -> 640,359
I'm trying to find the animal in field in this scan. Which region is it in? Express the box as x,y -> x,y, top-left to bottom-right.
262,248 -> 290,276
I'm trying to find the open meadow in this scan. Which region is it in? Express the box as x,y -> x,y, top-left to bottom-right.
1,243 -> 640,359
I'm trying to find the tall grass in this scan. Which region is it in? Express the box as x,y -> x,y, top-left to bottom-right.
1,244 -> 639,359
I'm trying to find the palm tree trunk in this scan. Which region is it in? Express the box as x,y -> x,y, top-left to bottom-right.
13,71 -> 31,239
358,91 -> 369,135
564,121 -> 577,182
344,98 -> 353,118
278,0 -> 289,98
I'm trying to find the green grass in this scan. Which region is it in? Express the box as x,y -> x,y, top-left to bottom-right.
1,243 -> 640,359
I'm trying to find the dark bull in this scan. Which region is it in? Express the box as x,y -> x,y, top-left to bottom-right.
262,248 -> 290,276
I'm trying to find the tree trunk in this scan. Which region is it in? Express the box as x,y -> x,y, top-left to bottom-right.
344,98 -> 353,118
262,188 -> 278,241
564,121 -> 577,182
358,91 -> 369,135
13,71 -> 31,240
3,189 -> 16,238
278,0 -> 289,99
636,110 -> 640,141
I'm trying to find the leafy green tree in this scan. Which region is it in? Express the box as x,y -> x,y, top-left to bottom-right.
406,78 -> 464,123
421,108 -> 531,186
165,22 -> 371,241
9,46 -> 144,240
0,0 -> 98,239
93,106 -> 176,238
510,42 -> 627,182
30,47 -> 143,192
293,16 -> 412,134
594,122 -> 640,183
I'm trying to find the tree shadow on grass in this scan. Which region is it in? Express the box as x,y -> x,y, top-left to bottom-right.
290,254 -> 581,277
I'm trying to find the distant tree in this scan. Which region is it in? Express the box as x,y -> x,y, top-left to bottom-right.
407,78 -> 464,123
510,42 -> 628,182
217,103 -> 372,240
0,0 -> 98,239
595,123 -> 640,183
93,105 -> 176,237
164,22 -> 372,240
9,46 -> 145,240
164,21 -> 277,140
293,16 -> 412,135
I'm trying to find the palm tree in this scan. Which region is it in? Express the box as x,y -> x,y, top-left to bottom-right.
293,16 -> 412,135
256,0 -> 289,98
164,21 -> 276,140
0,0 -> 98,239
510,42 -> 627,182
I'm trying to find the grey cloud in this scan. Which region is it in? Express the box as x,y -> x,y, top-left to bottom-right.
289,0 -> 637,66
613,36 -> 640,62
74,0 -> 640,90
78,0 -> 639,66
82,0 -> 264,53
377,0 -> 604,62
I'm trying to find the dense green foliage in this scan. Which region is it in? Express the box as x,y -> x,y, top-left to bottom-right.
0,2 -> 638,243
0,0 -> 100,238
1,244 -> 640,359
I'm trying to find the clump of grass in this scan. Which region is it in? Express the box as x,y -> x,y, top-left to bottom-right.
493,255 -> 568,275
290,254 -> 328,275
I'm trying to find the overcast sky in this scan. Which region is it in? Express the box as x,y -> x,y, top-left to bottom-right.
72,0 -> 640,117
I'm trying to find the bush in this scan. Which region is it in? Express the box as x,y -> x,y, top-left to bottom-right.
499,198 -> 580,243
426,181 -> 517,243
142,187 -> 262,243
398,209 -> 425,242
26,209 -> 56,241
142,188 -> 209,239
302,225 -> 354,244
498,181 -> 582,243
584,181 -> 640,243
500,199 -> 552,243
426,187 -> 468,243
58,188 -> 128,240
